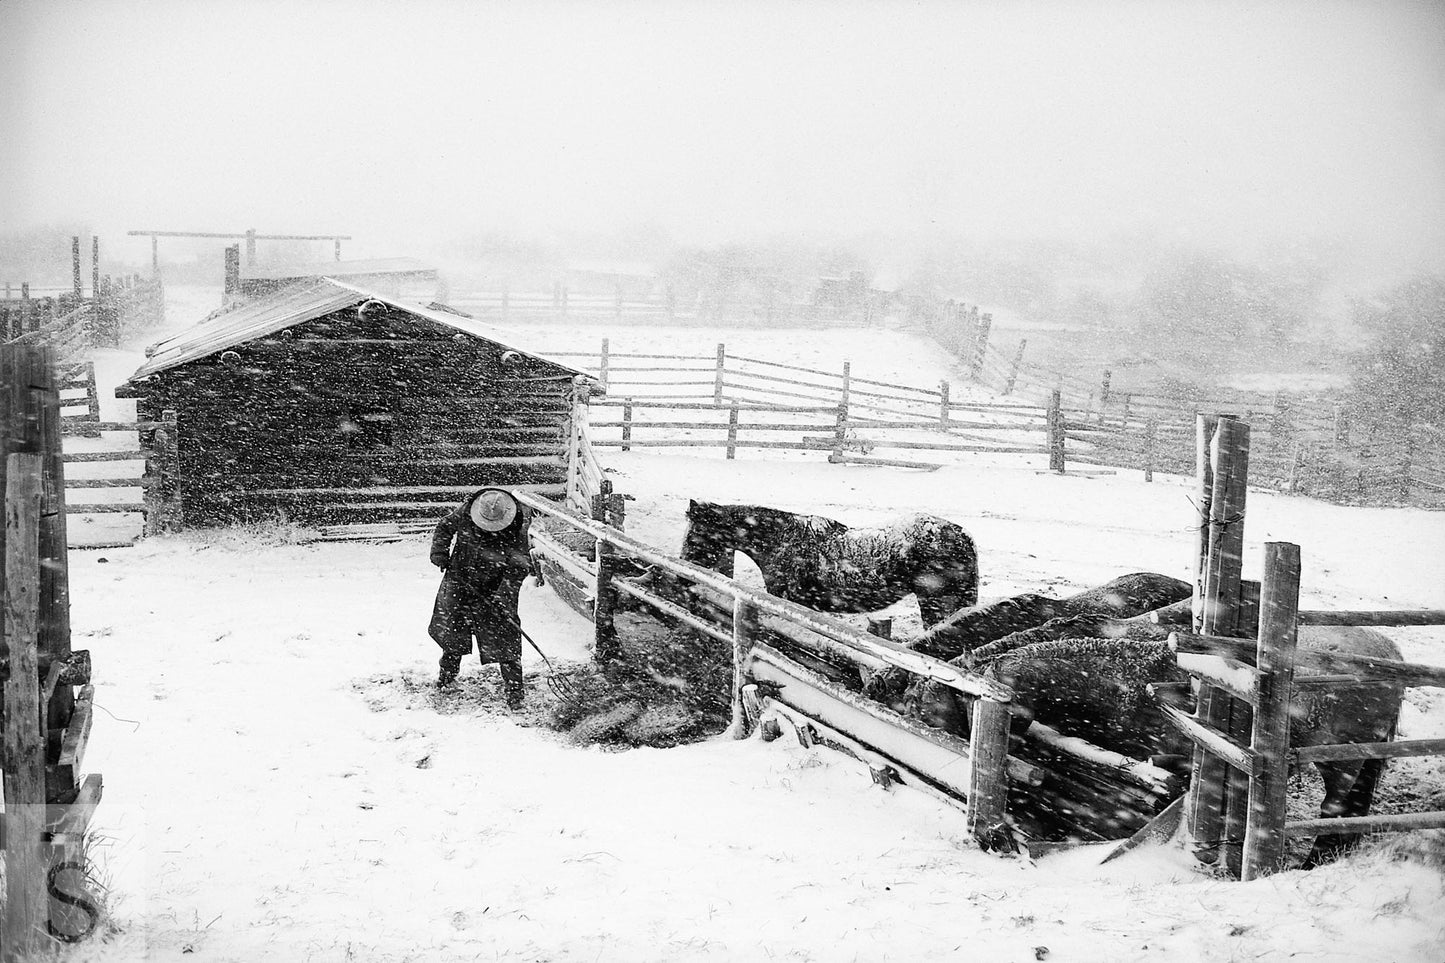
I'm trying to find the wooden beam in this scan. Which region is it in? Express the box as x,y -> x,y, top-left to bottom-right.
3,453 -> 47,959
1174,652 -> 1260,706
1297,609 -> 1445,627
1284,810 -> 1445,837
1170,631 -> 1445,689
1290,737 -> 1445,764
1158,703 -> 1263,776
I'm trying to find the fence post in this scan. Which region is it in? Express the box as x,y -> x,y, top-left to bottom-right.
621,399 -> 632,452
830,401 -> 849,463
1047,389 -> 1065,473
1187,414 -> 1250,869
1401,424 -> 1415,500
90,236 -> 100,332
1004,339 -> 1027,395
592,488 -> 619,665
3,452 -> 47,960
1241,541 -> 1301,881
728,597 -> 759,739
726,403 -> 739,460
599,338 -> 610,392
1144,418 -> 1157,483
841,361 -> 851,409
71,236 -> 82,300
713,343 -> 726,404
156,410 -> 182,532
969,313 -> 992,382
1099,370 -> 1112,423
966,696 -> 1012,851
151,235 -> 160,278
938,381 -> 950,431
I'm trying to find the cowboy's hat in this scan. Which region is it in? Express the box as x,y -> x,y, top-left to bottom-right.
468,488 -> 519,532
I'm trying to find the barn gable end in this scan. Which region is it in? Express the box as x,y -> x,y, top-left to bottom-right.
118,280 -> 595,526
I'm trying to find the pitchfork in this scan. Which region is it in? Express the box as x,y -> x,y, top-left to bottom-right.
507,617 -> 581,703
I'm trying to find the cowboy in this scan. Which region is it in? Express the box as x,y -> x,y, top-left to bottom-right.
428,488 -> 533,705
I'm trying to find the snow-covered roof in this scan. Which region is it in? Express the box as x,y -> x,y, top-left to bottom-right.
239,257 -> 436,280
124,278 -> 596,382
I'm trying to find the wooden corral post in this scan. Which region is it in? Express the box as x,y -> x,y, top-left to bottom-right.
599,338 -> 610,392
831,401 -> 849,462
3,454 -> 47,960
592,515 -> 620,665
1400,425 -> 1416,500
143,410 -> 183,535
1187,414 -> 1250,868
90,236 -> 101,338
728,597 -> 760,739
71,236 -> 82,300
726,403 -> 739,460
841,361 -> 852,409
152,235 -> 160,277
1241,541 -> 1301,881
1144,418 -> 1157,483
1004,339 -> 1027,395
1047,389 -> 1066,473
938,381 -> 950,431
966,697 -> 1012,850
621,399 -> 633,452
713,343 -> 726,404
244,228 -> 257,265
969,313 -> 992,382
866,617 -> 892,640
1099,369 -> 1112,423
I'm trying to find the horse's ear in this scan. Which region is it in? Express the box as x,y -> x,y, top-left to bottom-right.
687,498 -> 697,514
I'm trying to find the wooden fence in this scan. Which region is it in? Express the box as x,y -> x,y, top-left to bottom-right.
2,345 -> 105,956
1147,414 -> 1445,879
542,340 -> 1058,471
447,288 -> 873,328
2,275 -> 165,360
59,411 -> 183,542
920,308 -> 1445,506
514,488 -> 1022,849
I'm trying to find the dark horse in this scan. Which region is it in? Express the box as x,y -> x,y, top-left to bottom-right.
899,624 -> 1405,868
678,500 -> 978,627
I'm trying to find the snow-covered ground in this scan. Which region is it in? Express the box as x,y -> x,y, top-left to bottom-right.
61,287 -> 1445,961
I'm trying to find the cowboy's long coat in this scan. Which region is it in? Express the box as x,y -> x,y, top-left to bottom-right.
428,495 -> 532,664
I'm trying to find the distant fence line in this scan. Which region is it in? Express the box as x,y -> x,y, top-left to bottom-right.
918,305 -> 1445,508
447,287 -> 879,328
2,234 -> 166,361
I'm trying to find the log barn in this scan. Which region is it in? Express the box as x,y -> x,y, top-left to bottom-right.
116,278 -> 598,526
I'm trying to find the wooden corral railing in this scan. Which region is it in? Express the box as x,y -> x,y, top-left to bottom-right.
920,307 -> 1445,506
59,411 -> 182,541
513,488 -> 1021,849
447,287 -> 874,328
2,344 -> 104,955
1150,414 -> 1445,880
547,341 -> 1061,472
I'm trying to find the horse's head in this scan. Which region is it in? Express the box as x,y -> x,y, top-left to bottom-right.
680,500 -> 770,578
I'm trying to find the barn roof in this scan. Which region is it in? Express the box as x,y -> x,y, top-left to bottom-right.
124,278 -> 596,383
239,257 -> 436,281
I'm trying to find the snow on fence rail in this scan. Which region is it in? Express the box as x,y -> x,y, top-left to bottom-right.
58,411 -> 182,542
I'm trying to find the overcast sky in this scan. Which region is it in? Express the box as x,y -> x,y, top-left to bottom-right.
2,0 -> 1442,267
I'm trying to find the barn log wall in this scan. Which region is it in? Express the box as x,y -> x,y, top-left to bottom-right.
127,304 -> 575,524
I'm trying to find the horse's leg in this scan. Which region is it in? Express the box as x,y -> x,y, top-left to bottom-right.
1301,759 -> 1383,868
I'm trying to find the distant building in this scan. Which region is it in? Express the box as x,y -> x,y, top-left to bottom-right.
117,278 -> 597,525
226,253 -> 441,303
